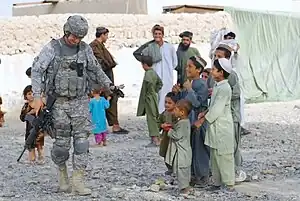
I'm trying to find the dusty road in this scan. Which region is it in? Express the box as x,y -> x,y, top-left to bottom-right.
0,100 -> 299,201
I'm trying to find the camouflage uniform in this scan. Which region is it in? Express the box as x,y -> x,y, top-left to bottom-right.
31,15 -> 112,195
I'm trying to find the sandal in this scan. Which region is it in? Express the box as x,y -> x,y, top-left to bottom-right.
179,187 -> 194,197
112,128 -> 129,134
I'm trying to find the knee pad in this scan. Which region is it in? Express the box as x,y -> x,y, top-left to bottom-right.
51,145 -> 69,165
73,139 -> 89,155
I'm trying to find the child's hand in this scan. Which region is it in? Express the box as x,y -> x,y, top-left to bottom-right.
194,118 -> 205,128
162,123 -> 172,131
107,96 -> 112,101
198,112 -> 205,119
208,88 -> 213,96
183,80 -> 193,90
172,84 -> 181,94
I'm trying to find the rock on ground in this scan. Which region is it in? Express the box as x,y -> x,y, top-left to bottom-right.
0,100 -> 300,200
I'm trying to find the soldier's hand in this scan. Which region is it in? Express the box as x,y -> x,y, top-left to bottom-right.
33,97 -> 44,116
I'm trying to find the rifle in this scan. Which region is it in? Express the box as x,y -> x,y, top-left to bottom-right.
17,94 -> 56,162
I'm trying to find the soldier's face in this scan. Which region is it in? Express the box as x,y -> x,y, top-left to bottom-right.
66,34 -> 82,45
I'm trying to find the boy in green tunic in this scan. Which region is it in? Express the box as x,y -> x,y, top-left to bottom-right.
195,58 -> 235,191
158,92 -> 178,175
137,55 -> 163,147
165,99 -> 193,196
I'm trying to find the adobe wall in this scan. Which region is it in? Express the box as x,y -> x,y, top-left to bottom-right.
0,12 -> 232,55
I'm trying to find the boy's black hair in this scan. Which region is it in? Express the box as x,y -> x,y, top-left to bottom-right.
215,47 -> 231,59
213,59 -> 230,79
141,55 -> 153,67
0,96 -> 2,105
96,27 -> 109,38
26,67 -> 31,77
23,85 -> 32,100
189,56 -> 206,74
165,92 -> 179,103
203,68 -> 211,75
224,32 -> 236,39
176,99 -> 192,115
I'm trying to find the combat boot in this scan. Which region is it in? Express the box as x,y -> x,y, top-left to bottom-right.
71,169 -> 92,195
58,164 -> 71,193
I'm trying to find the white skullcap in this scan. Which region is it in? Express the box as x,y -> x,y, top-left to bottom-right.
218,58 -> 232,73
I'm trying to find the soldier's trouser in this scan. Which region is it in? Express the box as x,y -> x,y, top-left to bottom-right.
104,68 -> 119,126
210,148 -> 235,186
234,122 -> 243,170
51,98 -> 90,170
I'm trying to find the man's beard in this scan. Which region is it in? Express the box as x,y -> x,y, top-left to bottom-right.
178,42 -> 190,51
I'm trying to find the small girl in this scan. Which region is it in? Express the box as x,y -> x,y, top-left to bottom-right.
165,99 -> 193,196
20,85 -> 45,164
158,92 -> 178,175
89,87 -> 111,146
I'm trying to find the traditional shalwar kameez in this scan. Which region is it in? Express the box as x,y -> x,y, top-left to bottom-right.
158,111 -> 178,157
228,70 -> 243,170
165,119 -> 192,190
180,79 -> 210,181
205,80 -> 235,186
137,69 -> 163,137
153,42 -> 177,114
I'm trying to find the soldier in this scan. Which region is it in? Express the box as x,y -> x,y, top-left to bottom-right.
31,15 -> 113,195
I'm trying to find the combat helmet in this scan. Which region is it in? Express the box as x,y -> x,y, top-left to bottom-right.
63,15 -> 89,38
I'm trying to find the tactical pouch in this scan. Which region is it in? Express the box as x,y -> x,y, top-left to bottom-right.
69,62 -> 84,77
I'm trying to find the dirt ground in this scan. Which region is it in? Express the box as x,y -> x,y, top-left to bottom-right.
0,100 -> 299,201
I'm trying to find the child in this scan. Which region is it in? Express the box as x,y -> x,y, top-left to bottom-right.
89,86 -> 111,146
195,58 -> 235,192
173,55 -> 210,187
165,99 -> 193,196
0,96 -> 5,127
158,92 -> 178,175
20,85 -> 45,164
137,55 -> 163,147
214,44 -> 247,183
202,68 -> 211,81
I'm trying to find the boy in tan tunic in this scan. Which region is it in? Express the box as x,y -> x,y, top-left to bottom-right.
165,99 -> 193,196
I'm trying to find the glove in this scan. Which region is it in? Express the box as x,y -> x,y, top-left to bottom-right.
110,84 -> 125,91
109,85 -> 125,98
